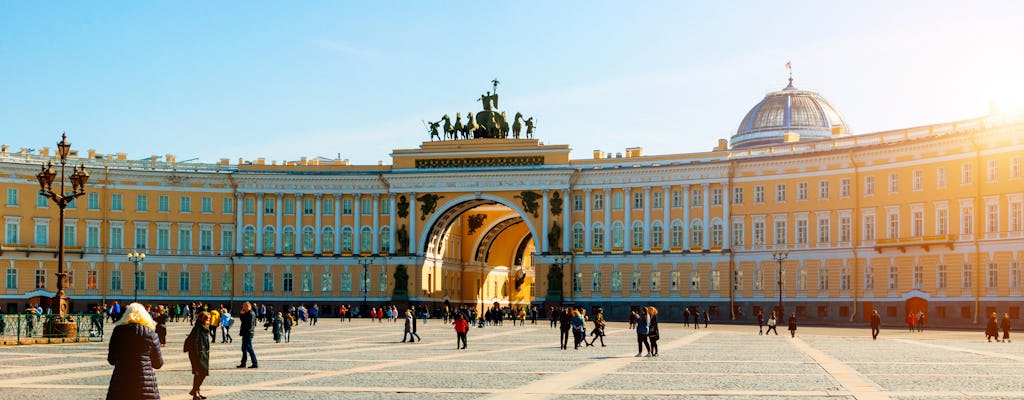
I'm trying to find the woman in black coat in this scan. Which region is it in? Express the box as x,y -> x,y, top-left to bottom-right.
106,303 -> 164,400
186,311 -> 211,400
647,306 -> 660,356
154,307 -> 168,346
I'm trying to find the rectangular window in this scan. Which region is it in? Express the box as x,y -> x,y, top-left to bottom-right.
962,264 -> 973,289
200,228 -> 213,251
573,194 -> 583,211
631,271 -> 640,292
613,192 -> 624,209
158,195 -> 169,212
840,268 -> 850,291
774,220 -> 787,245
865,266 -> 874,290
839,215 -> 851,243
732,222 -> 744,247
795,219 -> 808,244
110,270 -> 122,291
134,270 -> 145,292
321,272 -> 333,292
136,195 -> 148,212
962,164 -> 972,185
222,230 -> 234,253
887,212 -> 899,239
87,270 -> 97,289
937,167 -> 947,188
864,176 -> 875,196
6,268 -> 16,289
178,228 -> 191,251
264,197 -> 275,214
711,188 -> 722,206
733,270 -> 743,291
201,197 -> 212,213
690,271 -> 700,291
754,186 -> 765,204
652,191 -> 662,209
180,196 -> 191,213
223,197 -> 234,214
690,188 -> 702,207
817,215 -> 830,245
754,268 -> 763,290
179,271 -> 190,292
262,272 -> 274,292
135,226 -> 149,250
818,181 -> 829,199
987,263 -> 998,289
4,220 -> 18,244
6,188 -> 17,206
34,220 -> 48,246
200,271 -> 211,292
987,160 -> 998,181
912,170 -> 923,191
797,182 -> 807,201
243,272 -> 255,293
888,173 -> 898,194
342,198 -> 352,214
87,224 -> 100,248
610,271 -> 621,292
632,191 -> 643,209
671,190 -> 682,207
863,215 -> 875,241
109,225 -> 123,250
1012,157 -> 1022,179
302,272 -> 313,293
937,208 -> 948,235
63,223 -> 75,247
573,272 -> 582,293
282,272 -> 294,292
1011,262 -> 1021,289
593,193 -> 604,210
158,271 -> 168,291
222,272 -> 232,292
671,271 -> 679,291
961,205 -> 974,235
753,221 -> 765,246
775,184 -> 786,202
986,203 -> 999,233
912,210 -> 924,237
590,271 -> 602,292
710,270 -> 719,291
37,193 -> 48,208
111,194 -> 123,211
650,271 -> 660,292
323,198 -> 335,214
359,197 -> 371,215
157,227 -> 170,250
1011,202 -> 1023,233
243,197 -> 255,214
733,187 -> 743,205
85,192 -> 98,210
937,264 -> 947,289
341,272 -> 352,292
888,266 -> 898,290
840,178 -> 850,198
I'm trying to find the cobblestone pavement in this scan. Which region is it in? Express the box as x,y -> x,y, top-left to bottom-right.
0,318 -> 1021,399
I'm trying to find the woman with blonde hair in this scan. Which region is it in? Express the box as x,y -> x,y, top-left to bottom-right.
646,306 -> 660,356
185,311 -> 211,400
106,302 -> 164,400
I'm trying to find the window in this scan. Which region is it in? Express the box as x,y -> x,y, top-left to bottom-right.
753,267 -> 763,290
1011,262 -> 1021,289
610,271 -> 621,292
201,197 -> 212,213
593,193 -> 604,210
34,219 -> 48,246
631,271 -> 640,292
107,224 -> 122,250
732,222 -> 744,247
937,264 -> 947,289
690,271 -> 700,291
987,160 -> 998,181
243,272 -> 255,293
572,223 -> 584,250
379,227 -> 391,253
753,221 -> 765,247
797,182 -> 808,201
912,170 -> 923,191
671,190 -> 682,207
817,215 -> 830,245
283,227 -> 295,252
690,220 -> 703,248
797,268 -> 806,290
888,266 -> 898,290
36,193 -> 48,208
711,188 -> 722,205
631,221 -> 643,250
691,188 -> 703,207
200,227 -> 213,251
179,271 -> 190,292
200,271 -> 211,292
671,271 -> 680,290
87,270 -> 97,290
818,181 -> 829,199
263,272 -> 274,292
775,184 -> 786,202
961,204 -> 974,235
284,198 -> 295,214
670,221 -> 683,248
134,270 -> 145,292
282,273 -> 294,292
341,198 -> 352,214
64,222 -> 76,247
341,272 -> 352,292
962,264 -> 973,289
840,178 -> 850,198
865,266 -> 874,290
962,164 -> 972,185
87,224 -> 100,248
1012,157 -> 1022,179
110,194 -> 123,211
652,191 -> 662,209
158,195 -> 169,212
573,272 -> 582,293
341,227 -> 353,253
180,196 -> 191,213
322,227 -> 334,253
110,270 -> 122,291
733,187 -> 743,204
887,212 -> 899,239
987,203 -> 999,234
323,198 -> 335,214
306,226 -> 318,253
222,230 -> 234,253
838,215 -> 851,243
591,223 -> 604,251
158,271 -> 168,291
864,176 -> 874,196
136,195 -> 148,211
242,226 -> 255,252
243,197 -> 254,214
863,214 -> 875,241
223,197 -> 234,214
840,267 -> 850,291
937,166 -> 947,188
305,198 -> 316,215
5,218 -> 18,244
888,173 -> 898,194
710,270 -> 719,291
650,271 -> 661,291
936,207 -> 949,236
632,191 -> 643,209
573,194 -> 583,211
378,272 -> 387,294
592,271 -> 602,292
263,226 -> 275,253
6,188 -> 17,206
711,222 -> 723,248
774,219 -> 786,245
795,219 -> 808,245
651,222 -> 663,249
178,226 -> 192,251
88,192 -> 99,210
987,263 -> 998,289
359,226 -> 372,253
321,272 -> 333,292
611,222 -> 624,249
6,268 -> 16,289
360,198 -> 371,215
264,198 -> 275,214
754,186 -> 764,204
613,192 -> 624,209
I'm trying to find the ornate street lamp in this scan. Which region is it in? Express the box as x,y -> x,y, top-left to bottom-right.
357,255 -> 375,314
549,254 -> 571,305
771,250 -> 789,317
127,252 -> 146,303
36,132 -> 90,337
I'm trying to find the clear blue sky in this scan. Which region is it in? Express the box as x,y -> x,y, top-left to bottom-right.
2,2 -> 1022,165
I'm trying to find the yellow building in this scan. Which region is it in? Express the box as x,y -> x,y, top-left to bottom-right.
2,79 -> 1022,325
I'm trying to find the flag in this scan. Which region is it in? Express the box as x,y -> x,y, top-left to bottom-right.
785,61 -> 791,71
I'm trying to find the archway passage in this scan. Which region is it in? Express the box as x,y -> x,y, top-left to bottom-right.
906,297 -> 928,324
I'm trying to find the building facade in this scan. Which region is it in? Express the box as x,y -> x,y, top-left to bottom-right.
2,81 -> 1022,325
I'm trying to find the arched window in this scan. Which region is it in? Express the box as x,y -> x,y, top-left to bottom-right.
611,221 -> 624,249
302,226 -> 315,253
282,226 -> 295,252
322,226 -> 334,253
360,226 -> 373,253
592,223 -> 604,251
651,221 -> 664,249
572,223 -> 585,251
341,227 -> 353,253
262,226 -> 275,253
670,220 -> 684,249
243,226 -> 255,252
631,221 -> 644,250
380,227 -> 391,253
711,219 -> 723,248
690,220 -> 703,249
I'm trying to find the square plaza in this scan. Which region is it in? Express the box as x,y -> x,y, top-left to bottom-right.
1,319 -> 1021,399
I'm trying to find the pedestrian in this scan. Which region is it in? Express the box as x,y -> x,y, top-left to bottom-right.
237,302 -> 258,368
453,313 -> 469,349
870,309 -> 881,340
986,312 -> 1000,342
916,311 -> 925,332
628,309 -> 638,329
105,303 -> 163,400
906,313 -> 915,333
411,309 -> 422,342
692,308 -> 700,329
403,309 -> 420,342
647,306 -> 660,356
757,310 -> 764,335
766,311 -> 779,335
635,308 -> 652,357
788,313 -> 798,338
309,304 -> 318,326
570,310 -> 586,349
154,306 -> 168,346
558,307 -> 571,350
683,308 -> 690,327
1001,313 -> 1011,343
518,307 -> 527,326
703,309 -> 710,328
220,309 -> 233,343
283,312 -> 294,343
91,305 -> 105,337
208,308 -> 220,344
184,311 -> 211,400
587,308 -> 606,347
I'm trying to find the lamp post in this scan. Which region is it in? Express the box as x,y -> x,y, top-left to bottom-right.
36,132 -> 90,337
127,252 -> 146,303
550,254 -> 571,305
771,250 -> 789,316
357,255 -> 374,313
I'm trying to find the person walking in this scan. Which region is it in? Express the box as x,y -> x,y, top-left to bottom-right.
916,311 -> 925,332
635,308 -> 652,357
587,308 -> 606,347
756,310 -> 764,336
558,307 -> 571,350
788,313 -> 798,338
766,311 -> 779,335
208,308 -> 220,344
105,303 -> 163,400
268,312 -> 283,343
220,309 -> 233,343
986,312 -> 1000,342
683,308 -> 690,327
403,309 -> 419,343
647,306 -> 660,356
870,309 -> 881,340
185,311 -> 211,400
453,313 -> 469,349
237,302 -> 258,368
282,312 -> 294,343
628,309 -> 638,329
1000,313 -> 1011,343
570,310 -> 586,349
154,306 -> 168,346
906,313 -> 915,333
703,309 -> 710,328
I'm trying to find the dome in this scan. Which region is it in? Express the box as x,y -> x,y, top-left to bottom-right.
731,78 -> 849,149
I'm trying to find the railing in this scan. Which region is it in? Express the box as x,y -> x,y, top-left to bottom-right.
0,313 -> 105,345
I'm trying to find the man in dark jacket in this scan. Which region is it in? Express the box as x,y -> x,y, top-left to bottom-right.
870,309 -> 881,340
237,302 -> 259,368
558,307 -> 571,350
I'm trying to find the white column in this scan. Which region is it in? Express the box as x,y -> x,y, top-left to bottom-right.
562,189 -> 571,254
255,194 -> 264,254
372,194 -> 380,254
702,183 -> 710,251
389,195 -> 397,254
643,186 -> 651,252
293,194 -> 301,253
275,193 -> 283,254
682,185 -> 690,250
235,192 -> 243,253
542,190 -> 550,253
603,188 -> 612,251
661,186 -> 670,252
722,183 -> 731,250
623,188 -> 632,252
409,193 -> 417,255
584,189 -> 593,253
314,194 -> 323,255
353,194 -> 362,253
333,194 -> 342,254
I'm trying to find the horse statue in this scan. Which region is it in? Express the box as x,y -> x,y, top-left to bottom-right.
512,112 -> 524,139
500,111 -> 510,138
441,115 -> 455,140
463,112 -> 480,139
453,113 -> 464,140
